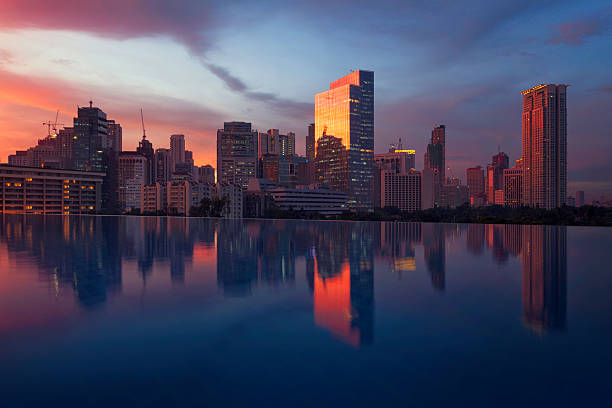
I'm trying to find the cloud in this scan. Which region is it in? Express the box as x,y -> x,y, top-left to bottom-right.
0,49 -> 13,67
549,9 -> 611,45
205,62 -> 312,120
0,68 -> 224,166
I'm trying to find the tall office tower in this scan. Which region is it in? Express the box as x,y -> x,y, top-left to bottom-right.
137,135 -> 155,183
279,132 -> 295,156
259,129 -> 278,157
306,123 -> 315,183
72,102 -> 108,172
57,127 -> 74,161
466,166 -> 485,202
170,134 -> 186,170
521,84 -> 568,209
503,168 -> 523,207
576,190 -> 584,206
315,70 -> 374,209
486,151 -> 509,204
106,120 -> 122,152
154,148 -> 172,183
118,152 -> 148,211
217,121 -> 259,189
314,133 -> 349,191
198,165 -> 215,184
424,125 -> 446,181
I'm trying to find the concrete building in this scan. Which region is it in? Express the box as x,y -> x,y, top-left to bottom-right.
486,152 -> 509,204
380,169 -> 422,211
8,151 -> 29,167
306,123 -> 315,184
315,70 -> 374,210
503,167 -> 523,207
217,183 -> 243,218
576,190 -> 585,206
118,152 -> 148,212
217,122 -> 258,189
375,149 -> 416,174
0,164 -> 103,214
424,125 -> 446,181
521,84 -> 568,208
421,168 -> 437,210
141,183 -> 165,214
106,120 -> 122,152
279,132 -> 295,156
170,134 -> 185,171
154,148 -> 172,183
466,165 -> 485,204
72,102 -> 108,172
439,183 -> 469,208
198,165 -> 215,184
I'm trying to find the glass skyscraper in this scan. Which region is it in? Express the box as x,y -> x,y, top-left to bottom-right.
315,70 -> 374,210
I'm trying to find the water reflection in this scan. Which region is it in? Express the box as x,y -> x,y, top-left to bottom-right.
0,215 -> 568,342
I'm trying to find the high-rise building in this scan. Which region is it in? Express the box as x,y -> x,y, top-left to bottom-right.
259,129 -> 279,157
375,149 -> 415,174
314,133 -> 349,192
137,135 -> 155,183
486,152 -> 509,204
424,125 -> 446,181
72,102 -> 108,172
118,152 -> 148,211
576,190 -> 584,206
380,169 -> 422,211
279,132 -> 295,156
170,134 -> 185,171
315,70 -> 374,209
217,121 -> 258,189
198,165 -> 215,184
106,120 -> 122,152
466,166 -> 485,204
306,123 -> 315,183
421,168 -> 436,210
503,167 -> 523,207
154,148 -> 172,183
521,84 -> 568,209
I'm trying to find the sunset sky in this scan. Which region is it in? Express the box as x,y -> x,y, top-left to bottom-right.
1,0 -> 611,200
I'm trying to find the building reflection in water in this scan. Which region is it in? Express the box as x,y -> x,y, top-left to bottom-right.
0,215 -> 567,339
422,223 -> 445,291
521,225 -> 567,333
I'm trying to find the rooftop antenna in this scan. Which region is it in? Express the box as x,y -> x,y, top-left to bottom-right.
398,137 -> 403,150
140,108 -> 146,140
89,100 -> 93,108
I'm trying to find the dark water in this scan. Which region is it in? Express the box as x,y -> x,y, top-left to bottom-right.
1,215 -> 610,407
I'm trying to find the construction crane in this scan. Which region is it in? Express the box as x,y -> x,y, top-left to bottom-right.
42,109 -> 64,137
140,108 -> 147,140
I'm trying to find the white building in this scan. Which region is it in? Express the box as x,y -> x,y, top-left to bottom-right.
119,152 -> 148,212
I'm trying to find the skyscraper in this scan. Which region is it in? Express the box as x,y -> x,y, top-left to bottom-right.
486,151 -> 509,204
279,132 -> 295,156
217,121 -> 259,189
315,70 -> 374,209
72,102 -> 108,172
424,125 -> 446,181
106,120 -> 122,153
154,148 -> 172,183
137,135 -> 155,183
521,84 -> 568,209
306,123 -> 315,183
466,165 -> 485,204
170,134 -> 185,171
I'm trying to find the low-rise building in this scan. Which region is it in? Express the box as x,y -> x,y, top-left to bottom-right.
0,164 -> 103,214
217,183 -> 243,218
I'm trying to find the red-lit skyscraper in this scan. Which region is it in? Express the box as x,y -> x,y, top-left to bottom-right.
521,84 -> 568,209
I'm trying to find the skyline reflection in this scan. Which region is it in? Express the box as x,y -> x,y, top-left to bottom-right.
0,215 -> 568,340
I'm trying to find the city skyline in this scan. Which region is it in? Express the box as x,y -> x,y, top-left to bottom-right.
0,1 -> 610,201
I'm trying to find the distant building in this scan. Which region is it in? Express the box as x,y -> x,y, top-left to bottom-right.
567,196 -> 576,206
118,152 -> 148,212
503,167 -> 523,207
198,165 -> 215,184
106,120 -> 122,152
424,125 -> 446,181
576,190 -> 585,206
217,183 -> 243,218
494,190 -> 505,205
306,123 -> 315,183
439,183 -> 469,208
315,70 -> 374,210
170,134 -> 185,171
466,165 -> 485,205
380,169 -> 422,211
141,183 -> 165,214
375,149 -> 415,174
521,84 -> 568,208
154,148 -> 172,183
486,152 -> 509,204
72,102 -> 108,172
0,164 -> 103,214
279,132 -> 295,156
8,151 -> 29,167
217,122 -> 258,189
421,168 -> 437,210
136,135 -> 155,183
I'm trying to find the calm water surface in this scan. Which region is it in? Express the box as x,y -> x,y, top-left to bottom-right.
1,215 -> 611,407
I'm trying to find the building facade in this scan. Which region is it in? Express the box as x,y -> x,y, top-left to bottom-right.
0,165 -> 103,214
380,170 -> 422,211
118,152 -> 148,212
217,122 -> 258,189
503,167 -> 523,207
306,123 -> 315,184
315,70 -> 374,210
466,165 -> 485,204
72,103 -> 108,172
521,84 -> 568,209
